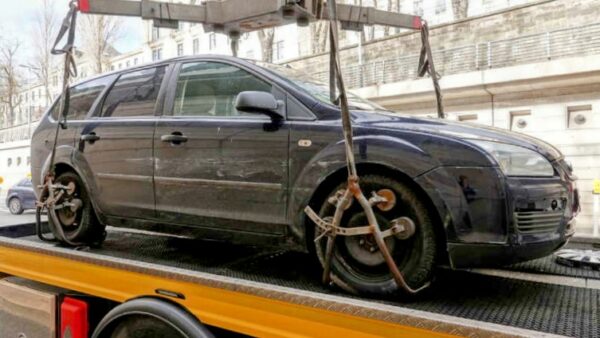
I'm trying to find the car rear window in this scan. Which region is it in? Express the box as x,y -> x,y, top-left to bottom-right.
51,75 -> 115,121
100,66 -> 166,118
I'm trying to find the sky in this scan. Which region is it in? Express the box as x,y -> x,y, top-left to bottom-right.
0,0 -> 144,62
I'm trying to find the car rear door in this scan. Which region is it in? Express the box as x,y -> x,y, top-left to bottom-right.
154,60 -> 289,234
20,179 -> 37,209
78,65 -> 169,219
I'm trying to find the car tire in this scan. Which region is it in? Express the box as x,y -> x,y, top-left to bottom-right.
314,175 -> 437,296
48,171 -> 106,246
8,197 -> 24,215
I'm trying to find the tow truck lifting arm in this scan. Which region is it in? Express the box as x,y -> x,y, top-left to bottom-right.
77,0 -> 423,35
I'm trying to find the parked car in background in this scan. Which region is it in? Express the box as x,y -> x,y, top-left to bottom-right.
5,179 -> 36,215
31,56 -> 579,295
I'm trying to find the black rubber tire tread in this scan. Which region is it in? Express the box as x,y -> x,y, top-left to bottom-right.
93,298 -> 214,338
49,171 -> 106,246
315,175 -> 437,296
8,197 -> 24,215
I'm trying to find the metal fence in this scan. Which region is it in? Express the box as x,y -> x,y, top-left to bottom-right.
0,123 -> 37,144
312,23 -> 600,89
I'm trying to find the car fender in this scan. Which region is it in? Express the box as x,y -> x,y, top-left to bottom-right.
289,134 -> 442,243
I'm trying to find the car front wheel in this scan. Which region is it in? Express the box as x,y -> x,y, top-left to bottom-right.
8,197 -> 24,215
314,175 -> 437,296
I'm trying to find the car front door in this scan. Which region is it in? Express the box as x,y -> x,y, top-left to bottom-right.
154,61 -> 289,234
78,65 -> 168,219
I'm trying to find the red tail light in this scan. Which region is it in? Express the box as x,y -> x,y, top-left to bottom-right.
78,0 -> 90,12
61,297 -> 89,338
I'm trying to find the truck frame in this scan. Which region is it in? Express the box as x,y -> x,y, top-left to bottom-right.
2,222 -> 595,337
1,0 -> 596,337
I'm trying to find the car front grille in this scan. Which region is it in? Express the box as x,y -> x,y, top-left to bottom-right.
513,210 -> 564,235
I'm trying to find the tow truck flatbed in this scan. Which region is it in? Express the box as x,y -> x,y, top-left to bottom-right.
0,223 -> 597,337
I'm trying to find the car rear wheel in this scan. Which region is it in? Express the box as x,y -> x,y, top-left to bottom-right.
314,175 -> 437,296
8,197 -> 24,215
48,172 -> 106,246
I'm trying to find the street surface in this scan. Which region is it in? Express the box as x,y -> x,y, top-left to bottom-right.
0,191 -> 41,226
0,207 -> 42,227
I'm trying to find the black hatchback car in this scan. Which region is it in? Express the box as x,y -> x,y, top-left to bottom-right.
31,56 -> 579,295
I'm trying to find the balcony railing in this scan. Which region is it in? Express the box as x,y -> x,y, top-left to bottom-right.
0,123 -> 38,144
312,23 -> 600,89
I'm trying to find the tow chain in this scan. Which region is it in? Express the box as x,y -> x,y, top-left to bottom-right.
35,1 -> 83,246
304,0 -> 444,295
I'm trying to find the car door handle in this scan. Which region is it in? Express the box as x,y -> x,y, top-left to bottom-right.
81,133 -> 100,143
161,133 -> 188,145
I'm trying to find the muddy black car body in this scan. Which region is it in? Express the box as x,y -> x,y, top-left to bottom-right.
31,56 -> 579,294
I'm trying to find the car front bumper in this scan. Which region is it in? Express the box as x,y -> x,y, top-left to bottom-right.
447,234 -> 570,268
419,164 -> 578,268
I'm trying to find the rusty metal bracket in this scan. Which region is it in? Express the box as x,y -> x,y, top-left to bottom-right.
305,206 -> 413,239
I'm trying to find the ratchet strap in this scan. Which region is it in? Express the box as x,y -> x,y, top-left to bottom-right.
418,21 -> 445,119
36,1 -> 81,245
304,0 -> 428,295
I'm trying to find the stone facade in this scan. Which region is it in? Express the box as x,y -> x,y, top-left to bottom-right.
285,0 -> 600,75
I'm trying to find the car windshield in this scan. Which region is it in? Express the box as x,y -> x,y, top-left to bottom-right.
255,61 -> 386,111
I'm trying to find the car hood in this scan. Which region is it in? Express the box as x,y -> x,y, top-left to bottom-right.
352,111 -> 563,161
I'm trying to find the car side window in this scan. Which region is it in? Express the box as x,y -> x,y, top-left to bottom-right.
51,76 -> 114,120
100,66 -> 166,118
173,62 -> 272,117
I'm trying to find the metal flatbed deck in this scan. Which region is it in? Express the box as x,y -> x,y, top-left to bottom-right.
0,223 -> 597,337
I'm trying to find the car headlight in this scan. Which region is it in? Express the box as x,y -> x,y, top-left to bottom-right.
470,140 -> 555,177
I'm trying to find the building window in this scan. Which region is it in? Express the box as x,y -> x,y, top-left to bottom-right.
7,158 -> 12,167
482,0 -> 496,10
567,104 -> 592,129
435,0 -> 447,15
458,114 -> 478,122
152,48 -> 162,61
177,43 -> 184,56
193,38 -> 199,54
510,110 -> 531,130
273,40 -> 285,61
126,60 -> 131,68
209,33 -> 217,50
111,65 -> 115,71
152,27 -> 160,41
413,0 -> 424,16
52,75 -> 58,86
16,157 -> 21,166
134,58 -> 138,65
32,91 -> 36,101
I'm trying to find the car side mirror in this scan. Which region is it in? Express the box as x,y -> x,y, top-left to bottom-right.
236,91 -> 283,119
